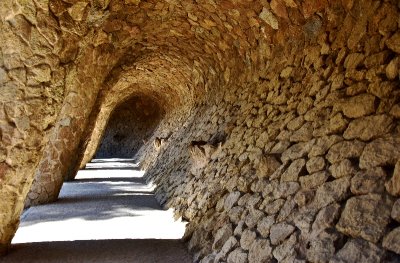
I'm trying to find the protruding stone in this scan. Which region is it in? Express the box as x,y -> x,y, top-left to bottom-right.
276,197 -> 296,222
68,2 -> 88,21
227,248 -> 248,263
350,168 -> 386,195
311,177 -> 350,210
219,236 -> 238,259
264,199 -> 285,215
326,140 -> 365,164
336,194 -> 392,243
281,158 -> 306,182
343,114 -> 393,141
309,135 -> 343,157
312,203 -> 341,234
294,189 -> 314,207
344,53 -> 365,69
259,7 -> 279,30
224,191 -> 241,211
299,171 -> 329,189
270,222 -> 295,245
386,32 -> 400,53
330,238 -> 385,263
382,227 -> 400,254
306,230 -> 340,262
213,224 -> 233,250
240,229 -> 256,251
257,215 -> 275,238
329,159 -> 356,178
273,233 -> 297,261
386,57 -> 399,80
282,141 -> 313,163
290,122 -> 313,142
336,94 -> 376,118
248,239 -> 273,263
385,160 -> 400,196
360,136 -> 400,169
306,156 -> 325,174
392,199 -> 400,222
256,155 -> 281,178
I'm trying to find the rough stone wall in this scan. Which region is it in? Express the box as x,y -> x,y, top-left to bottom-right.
139,1 -> 400,262
95,95 -> 164,159
0,0 -> 399,262
0,0 -> 67,252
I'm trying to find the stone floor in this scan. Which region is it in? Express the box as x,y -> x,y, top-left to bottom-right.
1,159 -> 191,263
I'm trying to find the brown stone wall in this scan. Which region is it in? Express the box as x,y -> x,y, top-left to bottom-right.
0,0 -> 399,261
138,1 -> 400,262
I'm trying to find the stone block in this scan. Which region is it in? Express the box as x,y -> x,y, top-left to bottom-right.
240,229 -> 256,251
360,136 -> 400,169
281,158 -> 306,182
270,222 -> 295,245
329,159 -> 356,178
350,168 -> 386,195
306,156 -> 325,174
343,114 -> 393,141
392,199 -> 400,222
330,238 -> 385,263
326,140 -> 365,164
337,94 -> 376,118
213,224 -> 233,250
299,171 -> 329,189
336,194 -> 392,243
224,191 -> 241,211
385,160 -> 400,196
257,215 -> 275,238
383,227 -> 400,254
248,239 -> 273,263
227,248 -> 248,263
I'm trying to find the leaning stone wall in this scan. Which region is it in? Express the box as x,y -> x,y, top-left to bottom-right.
0,0 -> 399,261
142,1 -> 400,262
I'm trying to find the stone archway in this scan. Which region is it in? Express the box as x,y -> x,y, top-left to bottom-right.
1,0 -> 400,261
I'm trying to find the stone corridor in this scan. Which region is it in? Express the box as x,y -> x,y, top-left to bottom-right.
1,0 -> 400,262
1,159 -> 191,262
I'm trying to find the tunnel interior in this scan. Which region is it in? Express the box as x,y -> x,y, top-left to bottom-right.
95,95 -> 165,159
0,0 -> 400,262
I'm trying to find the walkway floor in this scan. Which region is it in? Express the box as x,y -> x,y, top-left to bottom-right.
1,159 -> 192,263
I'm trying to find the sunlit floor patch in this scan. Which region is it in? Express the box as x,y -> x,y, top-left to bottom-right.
12,159 -> 186,244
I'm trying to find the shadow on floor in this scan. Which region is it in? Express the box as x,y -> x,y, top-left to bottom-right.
1,239 -> 192,263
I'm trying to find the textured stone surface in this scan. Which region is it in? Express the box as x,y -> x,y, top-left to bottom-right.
385,160 -> 400,196
326,141 -> 365,164
281,159 -> 306,182
248,239 -> 272,263
392,199 -> 400,222
0,0 -> 399,262
336,194 -> 392,243
359,136 -> 400,169
330,238 -> 385,263
270,222 -> 295,245
306,157 -> 325,174
383,227 -> 400,254
329,159 -> 356,178
343,115 -> 393,141
240,229 -> 256,251
338,94 -> 376,118
227,248 -> 247,263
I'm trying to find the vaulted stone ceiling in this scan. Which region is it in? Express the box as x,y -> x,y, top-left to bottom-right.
1,0 -> 400,261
